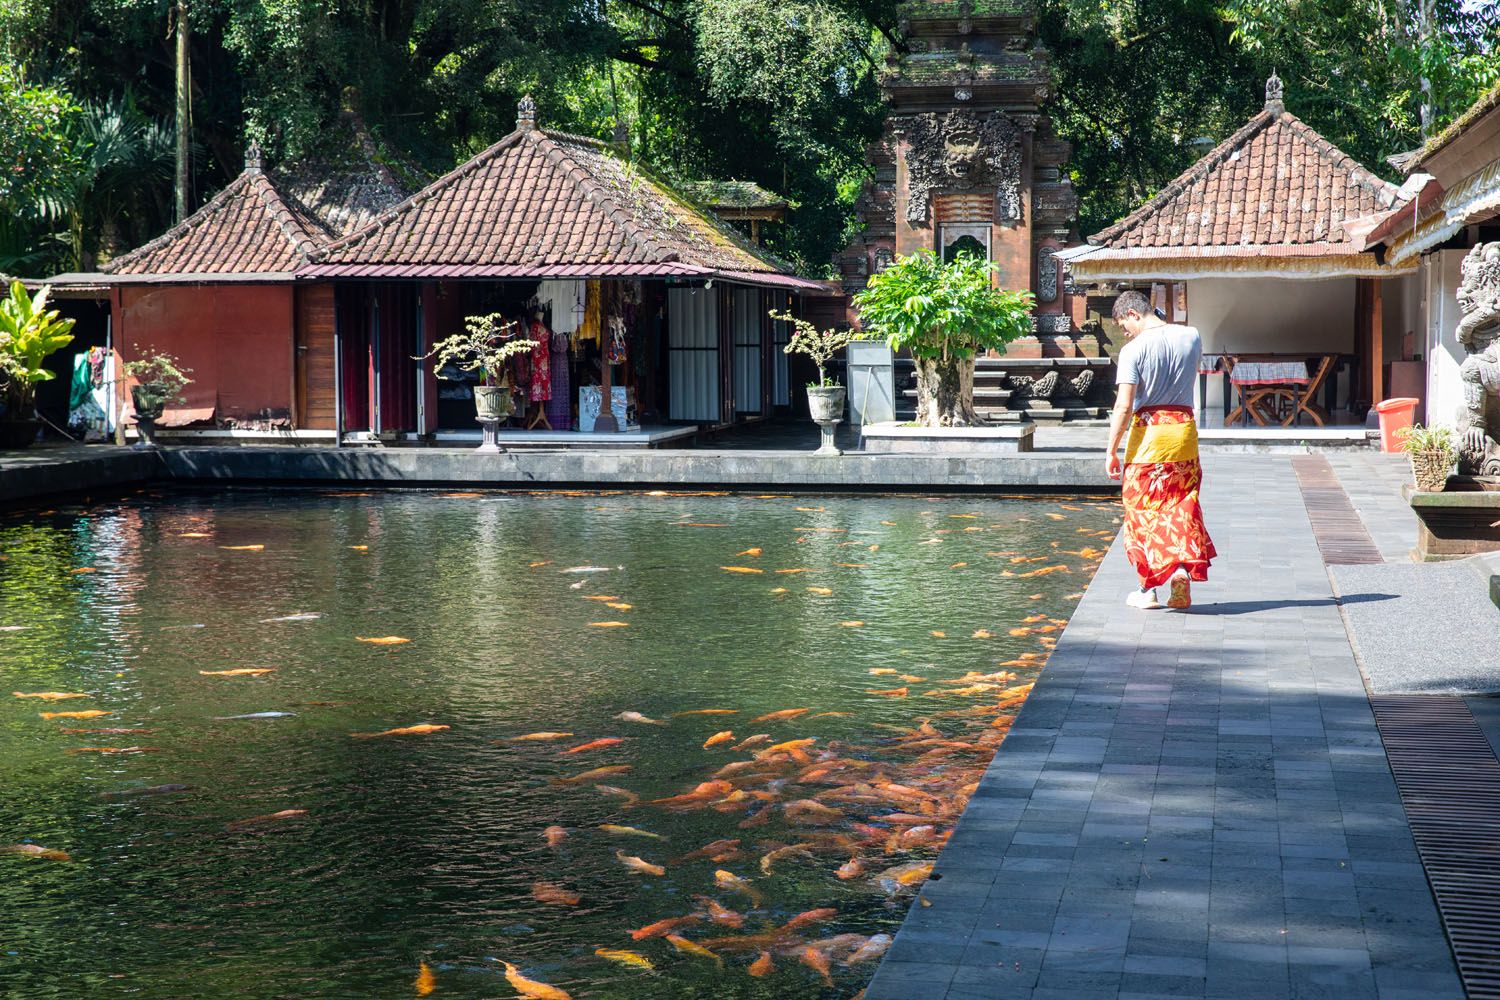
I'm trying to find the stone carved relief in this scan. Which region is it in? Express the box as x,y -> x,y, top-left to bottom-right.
891,110 -> 1023,224
1037,246 -> 1059,303
1455,243 -> 1500,475
873,247 -> 895,273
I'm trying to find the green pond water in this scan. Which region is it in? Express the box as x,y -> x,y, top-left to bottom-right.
0,487 -> 1117,999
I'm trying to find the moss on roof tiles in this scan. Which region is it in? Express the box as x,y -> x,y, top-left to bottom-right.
898,0 -> 1032,18
680,180 -> 795,211
885,55 -> 1042,83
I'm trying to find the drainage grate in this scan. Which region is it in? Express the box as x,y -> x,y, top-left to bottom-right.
1291,455 -> 1385,565
1372,695 -> 1500,999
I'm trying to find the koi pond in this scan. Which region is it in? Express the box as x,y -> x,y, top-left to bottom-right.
0,487 -> 1118,999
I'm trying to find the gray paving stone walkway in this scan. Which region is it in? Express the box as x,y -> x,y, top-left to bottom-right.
862,455 -> 1463,1000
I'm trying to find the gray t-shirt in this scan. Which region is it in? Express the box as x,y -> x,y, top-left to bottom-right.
1115,323 -> 1201,411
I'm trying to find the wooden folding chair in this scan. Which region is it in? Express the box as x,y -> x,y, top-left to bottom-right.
1279,355 -> 1334,427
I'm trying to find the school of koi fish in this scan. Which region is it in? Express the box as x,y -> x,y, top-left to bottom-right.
0,489 -> 1118,999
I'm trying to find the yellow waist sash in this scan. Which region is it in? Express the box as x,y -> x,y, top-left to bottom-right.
1124,416 -> 1199,465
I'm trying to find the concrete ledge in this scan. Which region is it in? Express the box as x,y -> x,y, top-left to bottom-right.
160,446 -> 1114,492
0,447 -> 161,504
859,421 -> 1035,453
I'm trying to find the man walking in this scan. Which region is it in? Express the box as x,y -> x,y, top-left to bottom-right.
1105,291 -> 1216,609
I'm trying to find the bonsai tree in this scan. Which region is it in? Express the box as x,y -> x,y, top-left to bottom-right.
0,280 -> 76,421
121,347 -> 193,417
852,250 -> 1034,427
768,309 -> 854,388
419,312 -> 537,388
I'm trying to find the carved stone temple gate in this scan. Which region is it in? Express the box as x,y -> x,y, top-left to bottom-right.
834,0 -> 1112,421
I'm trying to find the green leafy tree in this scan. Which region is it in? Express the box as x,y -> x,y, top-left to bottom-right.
853,250 -> 1033,427
0,280 -> 77,419
0,67 -> 84,225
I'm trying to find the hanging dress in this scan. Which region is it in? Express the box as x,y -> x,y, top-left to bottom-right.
527,321 -> 552,402
547,330 -> 572,430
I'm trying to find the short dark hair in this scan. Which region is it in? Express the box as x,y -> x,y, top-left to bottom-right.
1112,290 -> 1151,321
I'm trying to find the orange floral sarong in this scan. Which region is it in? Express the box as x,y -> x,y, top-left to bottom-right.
1121,405 -> 1216,589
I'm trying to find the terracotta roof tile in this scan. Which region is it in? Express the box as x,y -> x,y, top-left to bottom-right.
313,129 -> 789,275
1093,108 -> 1398,254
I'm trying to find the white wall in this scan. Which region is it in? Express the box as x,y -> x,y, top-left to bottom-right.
1424,250 -> 1469,428
1187,276 -> 1356,414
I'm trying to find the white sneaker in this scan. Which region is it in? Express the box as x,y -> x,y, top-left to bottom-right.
1126,588 -> 1160,610
1167,571 -> 1192,609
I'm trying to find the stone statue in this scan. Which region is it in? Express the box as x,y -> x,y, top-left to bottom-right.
889,109 -> 1023,224
1456,242 -> 1500,476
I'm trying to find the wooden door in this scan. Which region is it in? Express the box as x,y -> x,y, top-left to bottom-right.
294,284 -> 336,429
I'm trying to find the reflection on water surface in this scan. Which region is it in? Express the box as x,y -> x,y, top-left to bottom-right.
0,488 -> 1117,998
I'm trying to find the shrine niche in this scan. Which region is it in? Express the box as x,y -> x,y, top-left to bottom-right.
836,0 -> 1082,352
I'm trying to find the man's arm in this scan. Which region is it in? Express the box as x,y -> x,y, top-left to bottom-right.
1105,383 -> 1136,480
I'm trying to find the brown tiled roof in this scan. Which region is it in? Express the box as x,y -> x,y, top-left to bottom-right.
311,129 -> 788,275
104,169 -> 320,275
1090,107 -> 1399,255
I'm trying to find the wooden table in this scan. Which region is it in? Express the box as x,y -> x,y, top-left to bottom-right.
1224,353 -> 1339,427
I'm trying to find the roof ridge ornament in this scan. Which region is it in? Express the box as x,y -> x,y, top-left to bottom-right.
517,95 -> 537,131
1265,71 -> 1285,114
244,142 -> 264,174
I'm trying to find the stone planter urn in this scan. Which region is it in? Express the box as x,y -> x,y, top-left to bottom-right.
1409,448 -> 1454,493
473,384 -> 513,453
806,385 -> 846,456
131,383 -> 168,449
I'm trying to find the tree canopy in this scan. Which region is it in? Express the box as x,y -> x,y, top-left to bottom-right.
1,0 -> 1496,278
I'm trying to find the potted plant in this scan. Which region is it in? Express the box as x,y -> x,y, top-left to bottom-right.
1400,423 -> 1458,492
121,348 -> 192,448
0,280 -> 76,449
418,312 -> 537,450
852,249 -> 1033,427
769,309 -> 854,449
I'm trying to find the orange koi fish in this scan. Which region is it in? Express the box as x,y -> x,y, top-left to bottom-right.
581,594 -> 621,601
605,602 -> 633,610
650,779 -> 731,807
543,825 -> 568,846
806,586 -> 833,596
531,881 -> 581,906
703,731 -> 735,748
774,568 -> 811,574
749,708 -> 808,724
615,850 -> 665,876
351,724 -> 449,739
782,907 -> 838,931
839,620 -> 864,627
748,951 -> 774,977
759,843 -> 814,875
868,668 -> 897,676
799,945 -> 834,985
713,869 -> 762,906
866,687 -> 908,698
594,948 -> 655,971
732,734 -> 773,751
12,692 -> 87,701
836,857 -> 865,880
0,844 -> 71,861
496,732 -> 575,743
40,710 -> 110,720
554,765 -> 632,785
219,544 -> 265,551
720,566 -> 763,574
561,737 -> 625,755
594,784 -> 640,807
415,960 -> 436,996
735,548 -> 763,557
178,531 -> 211,538
497,961 -> 572,1000
630,914 -> 702,940
588,621 -> 629,628
198,668 -> 275,677
784,800 -> 842,825
355,636 -> 410,645
67,746 -> 155,754
665,934 -> 723,966
763,738 -> 816,754
694,896 -> 746,928
677,838 -> 742,863
226,808 -> 306,831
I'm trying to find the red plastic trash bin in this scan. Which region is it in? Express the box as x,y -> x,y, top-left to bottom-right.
1375,397 -> 1420,453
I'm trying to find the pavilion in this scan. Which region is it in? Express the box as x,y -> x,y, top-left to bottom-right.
1058,76 -> 1418,427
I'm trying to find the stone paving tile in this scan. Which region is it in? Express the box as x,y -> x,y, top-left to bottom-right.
861,456 -> 1462,1000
